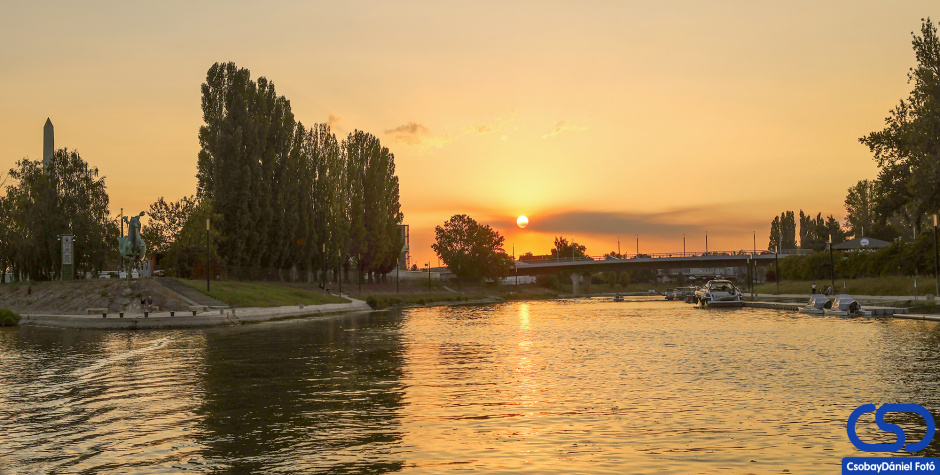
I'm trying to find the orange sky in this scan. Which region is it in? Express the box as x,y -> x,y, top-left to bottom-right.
2,2 -> 936,267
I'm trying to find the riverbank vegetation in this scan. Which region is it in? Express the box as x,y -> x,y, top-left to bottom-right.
177,279 -> 348,308
0,308 -> 20,326
766,18 -> 940,258
755,276 -> 935,297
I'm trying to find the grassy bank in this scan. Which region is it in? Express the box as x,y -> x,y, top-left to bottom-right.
754,276 -> 938,296
178,280 -> 348,307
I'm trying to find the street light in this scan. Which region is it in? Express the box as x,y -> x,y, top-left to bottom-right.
828,234 -> 835,293
775,235 -> 780,295
206,218 -> 210,292
935,213 -> 939,296
426,262 -> 431,293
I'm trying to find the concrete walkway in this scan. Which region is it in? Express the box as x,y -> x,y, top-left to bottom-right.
18,298 -> 373,330
752,293 -> 934,304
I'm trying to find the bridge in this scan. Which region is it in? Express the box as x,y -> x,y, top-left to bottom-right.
512,250 -> 794,276
507,250 -> 808,293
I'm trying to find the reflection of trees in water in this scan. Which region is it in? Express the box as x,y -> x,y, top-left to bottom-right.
195,311 -> 406,474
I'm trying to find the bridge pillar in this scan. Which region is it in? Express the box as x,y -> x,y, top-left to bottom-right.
570,272 -> 580,294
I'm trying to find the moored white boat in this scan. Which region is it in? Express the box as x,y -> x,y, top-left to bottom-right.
798,294 -> 830,315
693,279 -> 744,308
822,294 -> 872,317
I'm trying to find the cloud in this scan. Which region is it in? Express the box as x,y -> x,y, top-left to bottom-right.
465,112 -> 517,137
384,121 -> 451,148
327,113 -> 343,132
496,208 -> 761,238
542,120 -> 588,139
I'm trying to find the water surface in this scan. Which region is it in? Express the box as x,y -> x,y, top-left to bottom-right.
3,298 -> 940,473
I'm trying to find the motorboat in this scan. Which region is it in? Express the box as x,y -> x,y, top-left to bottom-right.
613,294 -> 625,302
693,279 -> 744,308
822,294 -> 872,317
798,294 -> 830,315
666,286 -> 697,302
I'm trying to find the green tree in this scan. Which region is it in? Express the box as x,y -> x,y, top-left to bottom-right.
161,200 -> 222,278
2,150 -> 116,280
860,18 -> 940,226
552,236 -> 588,260
843,179 -> 878,238
768,211 -> 797,251
141,195 -> 198,257
432,214 -> 514,283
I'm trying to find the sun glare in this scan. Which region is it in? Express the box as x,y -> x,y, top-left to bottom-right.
517,216 -> 528,228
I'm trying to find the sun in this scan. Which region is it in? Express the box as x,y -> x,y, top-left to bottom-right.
517,215 -> 528,228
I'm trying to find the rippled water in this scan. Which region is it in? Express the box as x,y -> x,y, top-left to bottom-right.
3,298 -> 940,473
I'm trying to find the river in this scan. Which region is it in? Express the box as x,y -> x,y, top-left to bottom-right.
2,297 -> 940,473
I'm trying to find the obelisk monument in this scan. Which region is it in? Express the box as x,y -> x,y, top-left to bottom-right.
43,118 -> 54,168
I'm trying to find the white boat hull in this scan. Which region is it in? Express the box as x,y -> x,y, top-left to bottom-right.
823,309 -> 872,318
798,307 -> 824,315
701,299 -> 744,308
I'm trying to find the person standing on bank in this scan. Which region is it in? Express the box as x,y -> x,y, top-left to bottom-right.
812,283 -> 817,294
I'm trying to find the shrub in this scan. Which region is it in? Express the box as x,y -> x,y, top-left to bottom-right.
0,308 -> 21,326
536,274 -> 560,290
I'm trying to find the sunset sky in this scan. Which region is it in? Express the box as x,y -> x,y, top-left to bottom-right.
3,2 -> 938,267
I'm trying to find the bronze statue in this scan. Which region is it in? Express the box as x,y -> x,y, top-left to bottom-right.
118,211 -> 147,277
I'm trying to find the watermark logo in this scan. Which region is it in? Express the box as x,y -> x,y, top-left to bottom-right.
843,404 -> 939,475
848,403 -> 936,453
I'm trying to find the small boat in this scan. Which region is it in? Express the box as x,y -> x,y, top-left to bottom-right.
613,294 -> 624,302
693,279 -> 744,308
798,294 -> 830,315
666,286 -> 697,302
822,294 -> 872,317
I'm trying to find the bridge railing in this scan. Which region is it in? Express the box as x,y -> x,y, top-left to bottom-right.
516,249 -> 810,264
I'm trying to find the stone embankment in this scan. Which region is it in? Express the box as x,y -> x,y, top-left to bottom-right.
18,299 -> 372,329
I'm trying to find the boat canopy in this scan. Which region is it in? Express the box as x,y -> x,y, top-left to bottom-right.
806,294 -> 830,309
707,280 -> 736,293
831,294 -> 859,311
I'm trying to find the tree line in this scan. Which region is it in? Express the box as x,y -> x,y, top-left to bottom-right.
1,61 -> 404,284
768,18 -> 940,258
187,62 -> 403,282
0,150 -> 116,281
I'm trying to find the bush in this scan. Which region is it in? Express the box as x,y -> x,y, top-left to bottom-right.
536,274 -> 560,290
0,308 -> 21,326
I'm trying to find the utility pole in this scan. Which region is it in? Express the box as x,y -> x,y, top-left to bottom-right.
775,236 -> 780,295
206,218 -> 210,292
828,234 -> 835,293
935,214 -> 939,296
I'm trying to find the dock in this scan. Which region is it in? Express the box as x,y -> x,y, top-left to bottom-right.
743,301 -> 910,317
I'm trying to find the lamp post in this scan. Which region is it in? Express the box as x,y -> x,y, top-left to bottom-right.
206,218 -> 210,292
426,262 -> 431,293
683,234 -> 686,256
775,236 -> 780,295
828,234 -> 835,293
636,234 -> 639,257
705,231 -> 708,254
934,213 -> 939,296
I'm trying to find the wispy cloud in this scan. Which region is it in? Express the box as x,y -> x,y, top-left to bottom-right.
327,113 -> 343,133
495,208 -> 761,238
385,121 -> 451,148
542,120 -> 588,139
465,112 -> 516,137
